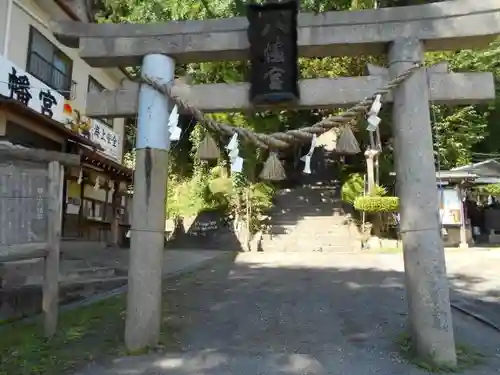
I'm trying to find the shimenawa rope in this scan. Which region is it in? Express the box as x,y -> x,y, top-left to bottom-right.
140,63 -> 422,150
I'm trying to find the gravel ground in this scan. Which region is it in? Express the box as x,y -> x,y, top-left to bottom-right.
75,251 -> 500,375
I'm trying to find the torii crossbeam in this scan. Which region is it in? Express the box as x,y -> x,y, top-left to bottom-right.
52,0 -> 500,66
86,67 -> 495,118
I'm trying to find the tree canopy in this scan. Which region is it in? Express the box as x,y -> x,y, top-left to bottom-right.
95,0 -> 500,218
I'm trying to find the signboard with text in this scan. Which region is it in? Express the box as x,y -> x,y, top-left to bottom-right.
0,54 -> 65,122
247,0 -> 299,106
63,102 -> 121,161
0,54 -> 121,161
438,187 -> 462,225
89,119 -> 121,161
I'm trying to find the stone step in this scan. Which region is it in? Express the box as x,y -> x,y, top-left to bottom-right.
60,275 -> 128,287
62,266 -> 117,280
0,277 -> 128,321
283,230 -> 355,236
276,186 -> 338,192
272,199 -> 340,207
275,195 -> 339,200
270,213 -> 348,222
261,244 -> 359,252
271,211 -> 346,217
270,221 -> 349,229
272,212 -> 344,217
293,239 -> 359,245
290,234 -> 358,240
269,220 -> 356,229
286,244 -> 357,249
267,233 -> 359,242
261,183 -> 357,252
263,236 -> 356,242
271,200 -> 343,206
269,231 -> 356,240
273,198 -> 338,204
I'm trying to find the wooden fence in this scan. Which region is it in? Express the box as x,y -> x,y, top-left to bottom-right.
0,144 -> 80,336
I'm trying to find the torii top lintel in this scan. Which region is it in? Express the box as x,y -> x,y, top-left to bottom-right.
52,0 -> 500,67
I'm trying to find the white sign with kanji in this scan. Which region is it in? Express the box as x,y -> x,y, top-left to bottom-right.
89,119 -> 121,161
0,54 -> 65,122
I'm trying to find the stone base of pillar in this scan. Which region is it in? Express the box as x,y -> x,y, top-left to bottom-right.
125,147 -> 168,351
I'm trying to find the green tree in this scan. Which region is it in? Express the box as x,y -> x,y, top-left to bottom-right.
95,0 -> 500,215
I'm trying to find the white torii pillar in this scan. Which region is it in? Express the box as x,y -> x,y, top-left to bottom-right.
125,54 -> 174,351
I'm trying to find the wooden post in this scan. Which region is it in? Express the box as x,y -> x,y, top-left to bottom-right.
456,185 -> 469,248
43,161 -> 64,337
245,188 -> 251,251
364,149 -> 379,194
60,167 -> 68,238
60,143 -> 69,238
103,177 -> 110,222
110,181 -> 120,247
78,170 -> 85,237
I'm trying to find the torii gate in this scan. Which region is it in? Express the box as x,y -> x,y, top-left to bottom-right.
52,0 -> 499,366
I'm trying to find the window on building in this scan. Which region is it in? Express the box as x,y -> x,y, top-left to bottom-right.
88,76 -> 114,127
26,27 -> 73,99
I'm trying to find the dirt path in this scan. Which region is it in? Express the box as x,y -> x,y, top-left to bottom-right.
75,252 -> 500,375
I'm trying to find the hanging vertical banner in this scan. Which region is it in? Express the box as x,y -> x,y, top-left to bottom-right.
247,0 -> 299,106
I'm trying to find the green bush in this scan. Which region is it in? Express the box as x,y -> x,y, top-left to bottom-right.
354,196 -> 399,213
341,173 -> 387,204
477,183 -> 500,197
208,176 -> 233,195
249,182 -> 275,210
341,173 -> 364,204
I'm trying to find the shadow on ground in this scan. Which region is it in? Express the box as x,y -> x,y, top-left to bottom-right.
449,273 -> 500,331
77,253 -> 500,375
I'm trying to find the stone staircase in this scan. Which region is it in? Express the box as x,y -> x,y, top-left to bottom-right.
260,149 -> 361,252
0,244 -> 129,321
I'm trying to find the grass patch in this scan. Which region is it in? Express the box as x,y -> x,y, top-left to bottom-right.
396,333 -> 484,372
0,293 -> 177,375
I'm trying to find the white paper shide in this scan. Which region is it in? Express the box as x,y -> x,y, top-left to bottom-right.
226,133 -> 244,173
300,134 -> 317,174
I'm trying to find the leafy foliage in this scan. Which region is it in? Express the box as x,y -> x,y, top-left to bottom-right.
432,105 -> 487,169
476,184 -> 500,197
341,173 -> 365,204
354,196 -> 399,213
340,173 -> 386,204
94,0 -> 500,234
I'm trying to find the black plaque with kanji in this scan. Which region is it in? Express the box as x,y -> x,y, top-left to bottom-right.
247,0 -> 299,106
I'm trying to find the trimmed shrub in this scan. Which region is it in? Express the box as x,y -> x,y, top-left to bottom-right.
354,196 -> 399,213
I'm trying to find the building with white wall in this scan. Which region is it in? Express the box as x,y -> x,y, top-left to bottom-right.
0,0 -> 132,244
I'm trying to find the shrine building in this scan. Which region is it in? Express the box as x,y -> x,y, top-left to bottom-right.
0,0 -> 133,246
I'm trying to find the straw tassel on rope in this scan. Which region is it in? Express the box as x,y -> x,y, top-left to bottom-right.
259,152 -> 286,181
196,132 -> 220,160
336,125 -> 361,154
